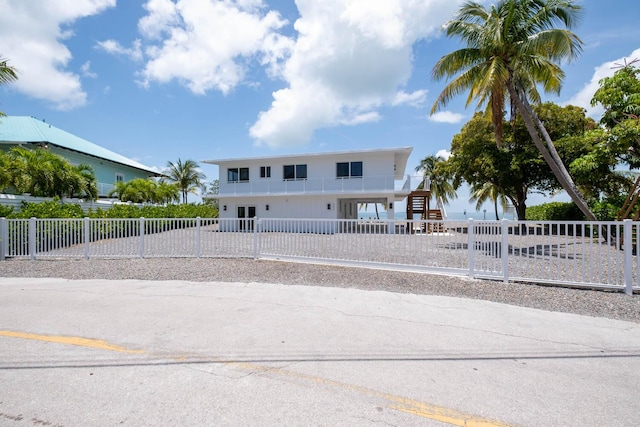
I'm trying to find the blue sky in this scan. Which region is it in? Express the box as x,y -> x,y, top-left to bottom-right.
1,0 -> 639,214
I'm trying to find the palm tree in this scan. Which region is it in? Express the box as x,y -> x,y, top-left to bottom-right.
154,181 -> 180,204
431,0 -> 596,221
0,56 -> 18,118
67,164 -> 98,200
415,154 -> 457,206
164,158 -> 206,204
470,182 -> 509,220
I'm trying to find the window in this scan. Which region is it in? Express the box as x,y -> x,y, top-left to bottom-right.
296,164 -> 307,179
115,173 -> 124,183
228,167 -> 249,182
283,164 -> 307,180
336,161 -> 362,178
336,162 -> 349,178
260,166 -> 271,178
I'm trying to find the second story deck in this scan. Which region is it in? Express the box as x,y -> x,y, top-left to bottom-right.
205,147 -> 415,198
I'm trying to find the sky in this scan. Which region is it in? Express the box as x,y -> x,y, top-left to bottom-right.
1,0 -> 639,215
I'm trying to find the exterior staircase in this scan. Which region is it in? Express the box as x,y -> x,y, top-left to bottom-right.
406,190 -> 445,233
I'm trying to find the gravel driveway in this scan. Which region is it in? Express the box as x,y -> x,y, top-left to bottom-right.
1,258 -> 638,323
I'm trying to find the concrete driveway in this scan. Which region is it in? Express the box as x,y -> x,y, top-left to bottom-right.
1,277 -> 639,426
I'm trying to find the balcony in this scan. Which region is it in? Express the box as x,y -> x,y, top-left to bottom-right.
220,175 -> 406,196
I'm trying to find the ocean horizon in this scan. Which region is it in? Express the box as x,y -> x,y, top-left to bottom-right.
358,211 -> 509,221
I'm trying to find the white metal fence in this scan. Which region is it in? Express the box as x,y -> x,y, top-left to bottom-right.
1,217 -> 638,295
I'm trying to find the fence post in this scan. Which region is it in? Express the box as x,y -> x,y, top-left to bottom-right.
84,217 -> 90,259
253,217 -> 260,260
0,217 -> 6,261
501,219 -> 510,283
139,217 -> 145,258
29,217 -> 36,260
196,217 -> 201,258
623,219 -> 633,295
467,219 -> 475,279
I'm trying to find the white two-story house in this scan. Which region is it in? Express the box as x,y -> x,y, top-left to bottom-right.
204,147 -> 413,230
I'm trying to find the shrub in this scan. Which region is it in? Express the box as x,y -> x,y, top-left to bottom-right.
525,202 -> 584,221
14,199 -> 85,219
0,205 -> 13,217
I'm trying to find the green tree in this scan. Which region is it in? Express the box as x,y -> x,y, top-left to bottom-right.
431,0 -> 597,220
446,104 -> 603,220
66,164 -> 98,200
415,154 -> 457,206
591,63 -> 640,168
8,146 -> 97,199
0,56 -> 18,118
154,181 -> 180,204
164,158 -> 206,204
109,178 -> 179,204
0,150 -> 12,191
446,112 -> 539,220
469,181 -> 509,220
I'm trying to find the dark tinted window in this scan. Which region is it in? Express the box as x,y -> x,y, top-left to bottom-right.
296,164 -> 307,179
336,162 -> 349,177
350,161 -> 363,177
283,165 -> 295,180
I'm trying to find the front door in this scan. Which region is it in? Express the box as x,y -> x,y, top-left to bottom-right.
238,206 -> 256,231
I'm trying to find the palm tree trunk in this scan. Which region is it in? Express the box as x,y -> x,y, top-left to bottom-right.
507,83 -> 597,221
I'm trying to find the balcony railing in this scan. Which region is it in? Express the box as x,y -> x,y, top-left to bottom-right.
221,175 -> 404,196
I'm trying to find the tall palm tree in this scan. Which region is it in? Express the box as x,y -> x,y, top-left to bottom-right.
164,158 -> 206,204
0,56 -> 18,118
431,0 -> 596,220
415,154 -> 457,206
470,181 -> 509,220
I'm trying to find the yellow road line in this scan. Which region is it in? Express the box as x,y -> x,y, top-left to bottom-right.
0,330 -> 145,354
0,331 -> 510,426
227,361 -> 513,427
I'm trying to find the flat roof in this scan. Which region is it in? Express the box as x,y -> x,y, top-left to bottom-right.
203,146 -> 413,164
204,146 -> 413,180
0,116 -> 160,175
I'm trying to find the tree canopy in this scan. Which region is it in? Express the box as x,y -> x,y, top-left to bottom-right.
591,63 -> 640,168
108,178 -> 179,204
444,103 -> 623,220
164,158 -> 206,204
1,147 -> 97,199
0,56 -> 18,118
431,0 -> 596,220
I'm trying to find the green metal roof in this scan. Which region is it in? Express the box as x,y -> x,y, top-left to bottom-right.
0,116 -> 160,175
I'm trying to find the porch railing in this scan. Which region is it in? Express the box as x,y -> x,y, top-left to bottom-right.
1,217 -> 637,295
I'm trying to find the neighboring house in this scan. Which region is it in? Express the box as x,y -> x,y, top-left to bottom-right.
0,116 -> 161,197
204,147 -> 414,231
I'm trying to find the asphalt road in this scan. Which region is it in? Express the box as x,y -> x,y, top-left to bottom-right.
1,277 -> 639,426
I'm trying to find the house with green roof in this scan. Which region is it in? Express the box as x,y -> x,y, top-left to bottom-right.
0,116 -> 162,197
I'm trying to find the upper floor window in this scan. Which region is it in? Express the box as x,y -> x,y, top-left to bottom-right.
260,166 -> 271,178
228,167 -> 249,182
115,173 -> 124,183
283,164 -> 307,180
336,161 -> 363,178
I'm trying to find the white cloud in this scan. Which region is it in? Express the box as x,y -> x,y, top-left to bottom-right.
0,0 -> 116,110
392,90 -> 427,107
436,148 -> 451,160
250,0 -> 461,148
80,61 -> 97,78
428,111 -> 465,124
564,47 -> 640,119
128,0 -> 292,95
96,39 -> 143,61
